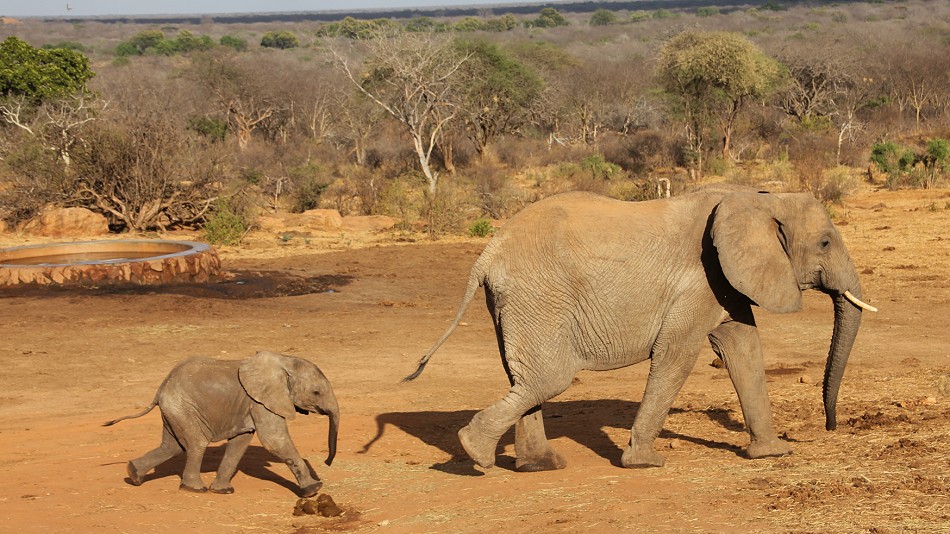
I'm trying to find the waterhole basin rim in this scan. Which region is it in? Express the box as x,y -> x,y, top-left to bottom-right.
0,240 -> 213,267
0,240 -> 221,288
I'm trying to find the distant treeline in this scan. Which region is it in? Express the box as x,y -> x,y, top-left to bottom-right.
42,0 -> 828,25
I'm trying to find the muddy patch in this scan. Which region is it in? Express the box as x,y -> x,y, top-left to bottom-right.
0,270 -> 353,299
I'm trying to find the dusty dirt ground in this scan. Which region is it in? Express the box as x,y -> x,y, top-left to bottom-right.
1,186 -> 948,533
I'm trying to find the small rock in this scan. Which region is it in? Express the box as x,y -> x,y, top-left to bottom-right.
710,358 -> 725,369
922,396 -> 937,406
669,439 -> 684,450
317,493 -> 343,517
799,374 -> 814,385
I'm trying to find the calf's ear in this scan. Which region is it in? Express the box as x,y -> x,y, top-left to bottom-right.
239,351 -> 296,420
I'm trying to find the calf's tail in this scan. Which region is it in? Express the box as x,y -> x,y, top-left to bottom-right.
102,402 -> 158,426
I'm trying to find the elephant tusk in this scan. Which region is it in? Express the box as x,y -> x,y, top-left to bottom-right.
844,290 -> 877,312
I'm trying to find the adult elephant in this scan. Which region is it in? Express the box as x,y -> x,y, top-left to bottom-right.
406,185 -> 875,472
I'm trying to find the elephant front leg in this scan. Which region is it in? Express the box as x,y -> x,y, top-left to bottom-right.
209,432 -> 254,494
708,319 -> 791,459
255,414 -> 322,497
622,344 -> 701,468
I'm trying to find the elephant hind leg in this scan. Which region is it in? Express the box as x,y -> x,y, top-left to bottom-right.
622,336 -> 704,468
209,432 -> 254,494
128,426 -> 183,486
180,442 -> 210,493
461,375 -> 572,469
474,288 -> 571,470
514,407 -> 566,472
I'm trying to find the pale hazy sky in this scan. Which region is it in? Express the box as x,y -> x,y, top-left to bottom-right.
3,1 -> 538,18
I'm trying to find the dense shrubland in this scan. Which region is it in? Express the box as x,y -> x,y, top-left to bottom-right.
1,0 -> 948,241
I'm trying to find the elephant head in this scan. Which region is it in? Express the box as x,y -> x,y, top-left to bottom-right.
239,351 -> 340,465
711,191 -> 876,431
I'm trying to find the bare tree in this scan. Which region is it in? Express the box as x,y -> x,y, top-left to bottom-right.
777,46 -> 852,123
331,33 -> 469,195
189,52 -> 286,151
558,54 -> 650,146
776,44 -> 876,165
70,111 -> 222,231
0,92 -> 103,166
885,46 -> 942,131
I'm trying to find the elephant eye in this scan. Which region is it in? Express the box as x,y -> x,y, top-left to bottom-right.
819,237 -> 831,250
312,390 -> 322,396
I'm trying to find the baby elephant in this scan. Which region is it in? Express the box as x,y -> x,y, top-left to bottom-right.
105,350 -> 340,497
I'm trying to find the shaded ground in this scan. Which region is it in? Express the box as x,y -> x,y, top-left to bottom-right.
0,187 -> 948,533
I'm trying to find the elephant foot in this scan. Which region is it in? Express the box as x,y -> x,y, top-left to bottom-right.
746,438 -> 792,459
126,461 -> 145,486
179,482 -> 208,493
458,425 -> 496,469
299,482 -> 322,499
208,483 -> 235,495
515,450 -> 567,472
620,446 -> 666,468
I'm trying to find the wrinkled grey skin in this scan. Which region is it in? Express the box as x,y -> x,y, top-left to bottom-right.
105,351 -> 340,496
406,186 -> 870,472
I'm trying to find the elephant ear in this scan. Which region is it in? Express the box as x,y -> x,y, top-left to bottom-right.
711,192 -> 802,314
239,351 -> 296,420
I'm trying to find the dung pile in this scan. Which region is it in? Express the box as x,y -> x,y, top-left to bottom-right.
293,493 -> 343,517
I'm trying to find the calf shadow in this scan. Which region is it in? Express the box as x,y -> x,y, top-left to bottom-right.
361,399 -> 746,476
120,444 -> 310,495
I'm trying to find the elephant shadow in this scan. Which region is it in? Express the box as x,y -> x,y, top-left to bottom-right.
128,444 -> 311,494
361,399 -> 746,475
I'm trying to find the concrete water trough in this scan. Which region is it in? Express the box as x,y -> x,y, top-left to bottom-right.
0,240 -> 221,287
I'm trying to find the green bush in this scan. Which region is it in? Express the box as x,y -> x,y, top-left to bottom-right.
870,141 -> 913,175
260,31 -> 299,49
925,139 -> 949,173
220,35 -> 248,51
203,200 -> 249,246
468,218 -> 494,237
188,116 -> 227,142
288,163 -> 329,213
580,154 -> 621,180
629,12 -> 650,22
454,17 -> 485,32
590,9 -> 618,26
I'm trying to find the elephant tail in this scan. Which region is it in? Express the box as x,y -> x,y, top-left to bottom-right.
102,402 -> 158,426
403,260 -> 487,382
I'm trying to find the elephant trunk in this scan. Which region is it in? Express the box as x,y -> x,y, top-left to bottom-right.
324,401 -> 339,466
822,272 -> 865,431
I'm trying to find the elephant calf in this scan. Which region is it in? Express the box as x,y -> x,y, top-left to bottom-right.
105,350 -> 340,496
